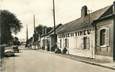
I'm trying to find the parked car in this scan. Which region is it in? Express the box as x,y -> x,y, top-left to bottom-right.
5,49 -> 15,57
13,46 -> 19,53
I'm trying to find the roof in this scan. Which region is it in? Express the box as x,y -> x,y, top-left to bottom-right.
57,5 -> 112,34
48,24 -> 62,34
42,24 -> 62,37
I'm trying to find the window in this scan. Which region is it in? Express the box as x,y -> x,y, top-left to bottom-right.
71,33 -> 74,37
87,30 -> 90,34
78,32 -> 80,36
83,37 -> 90,49
67,33 -> 70,37
84,30 -> 86,35
80,31 -> 82,35
75,32 -> 77,36
63,34 -> 65,37
100,29 -> 106,46
65,39 -> 69,48
59,34 -> 62,38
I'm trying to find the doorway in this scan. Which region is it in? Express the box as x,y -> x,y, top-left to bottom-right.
83,37 -> 90,49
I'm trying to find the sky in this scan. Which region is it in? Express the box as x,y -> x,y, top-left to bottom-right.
0,0 -> 115,41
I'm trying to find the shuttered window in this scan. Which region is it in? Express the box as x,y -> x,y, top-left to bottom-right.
100,29 -> 106,46
99,28 -> 109,47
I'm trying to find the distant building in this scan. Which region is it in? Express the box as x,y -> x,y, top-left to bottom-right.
57,2 -> 115,61
40,24 -> 62,51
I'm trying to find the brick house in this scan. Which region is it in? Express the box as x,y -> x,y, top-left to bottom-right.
57,2 -> 115,61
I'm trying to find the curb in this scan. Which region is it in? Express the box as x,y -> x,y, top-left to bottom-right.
77,58 -> 115,70
58,54 -> 115,70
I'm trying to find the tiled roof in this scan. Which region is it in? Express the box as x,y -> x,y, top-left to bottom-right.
57,5 -> 112,34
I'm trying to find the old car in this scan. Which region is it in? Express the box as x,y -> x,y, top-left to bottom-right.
4,49 -> 15,57
13,46 -> 19,53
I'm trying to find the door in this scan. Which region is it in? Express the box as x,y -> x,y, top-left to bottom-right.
83,37 -> 90,49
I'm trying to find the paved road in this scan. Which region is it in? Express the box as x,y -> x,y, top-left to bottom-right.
3,49 -> 115,72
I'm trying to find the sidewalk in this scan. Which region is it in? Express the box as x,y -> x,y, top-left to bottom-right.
59,54 -> 115,70
38,49 -> 115,70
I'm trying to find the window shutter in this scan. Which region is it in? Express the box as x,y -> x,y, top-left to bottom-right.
81,37 -> 84,49
105,28 -> 109,46
97,30 -> 100,47
87,37 -> 90,49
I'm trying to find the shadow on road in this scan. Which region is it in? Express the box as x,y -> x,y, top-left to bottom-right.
4,55 -> 20,58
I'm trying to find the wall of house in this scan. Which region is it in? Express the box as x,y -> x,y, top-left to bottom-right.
96,18 -> 113,56
57,28 -> 95,58
40,37 -> 45,49
40,37 -> 48,50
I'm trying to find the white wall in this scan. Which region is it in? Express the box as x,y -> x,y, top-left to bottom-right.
57,29 -> 95,58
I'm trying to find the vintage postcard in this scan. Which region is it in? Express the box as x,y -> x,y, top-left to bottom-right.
0,0 -> 115,72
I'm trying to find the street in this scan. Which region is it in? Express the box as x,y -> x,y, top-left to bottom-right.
2,47 -> 115,72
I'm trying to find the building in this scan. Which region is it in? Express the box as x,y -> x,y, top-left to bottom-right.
57,2 -> 115,61
40,24 -> 62,51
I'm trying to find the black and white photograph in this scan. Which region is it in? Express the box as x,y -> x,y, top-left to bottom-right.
0,0 -> 115,72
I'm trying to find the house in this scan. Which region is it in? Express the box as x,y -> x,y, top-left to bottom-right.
57,2 -> 115,61
40,24 -> 62,51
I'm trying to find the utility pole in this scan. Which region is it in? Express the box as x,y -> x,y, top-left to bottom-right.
53,0 -> 56,34
51,0 -> 57,51
26,24 -> 28,42
33,14 -> 36,49
88,10 -> 94,59
33,14 -> 36,34
25,24 -> 28,48
33,14 -> 36,41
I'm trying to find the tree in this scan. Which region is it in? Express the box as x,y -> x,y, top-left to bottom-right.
35,25 -> 52,37
13,37 -> 20,45
35,25 -> 44,36
0,10 -> 22,44
33,25 -> 52,42
46,27 -> 52,33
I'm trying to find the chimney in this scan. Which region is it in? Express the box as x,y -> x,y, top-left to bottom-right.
81,5 -> 88,17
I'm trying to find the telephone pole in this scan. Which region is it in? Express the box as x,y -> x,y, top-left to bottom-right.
50,0 -> 57,51
33,14 -> 36,33
53,0 -> 56,34
26,24 -> 28,42
33,14 -> 36,46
